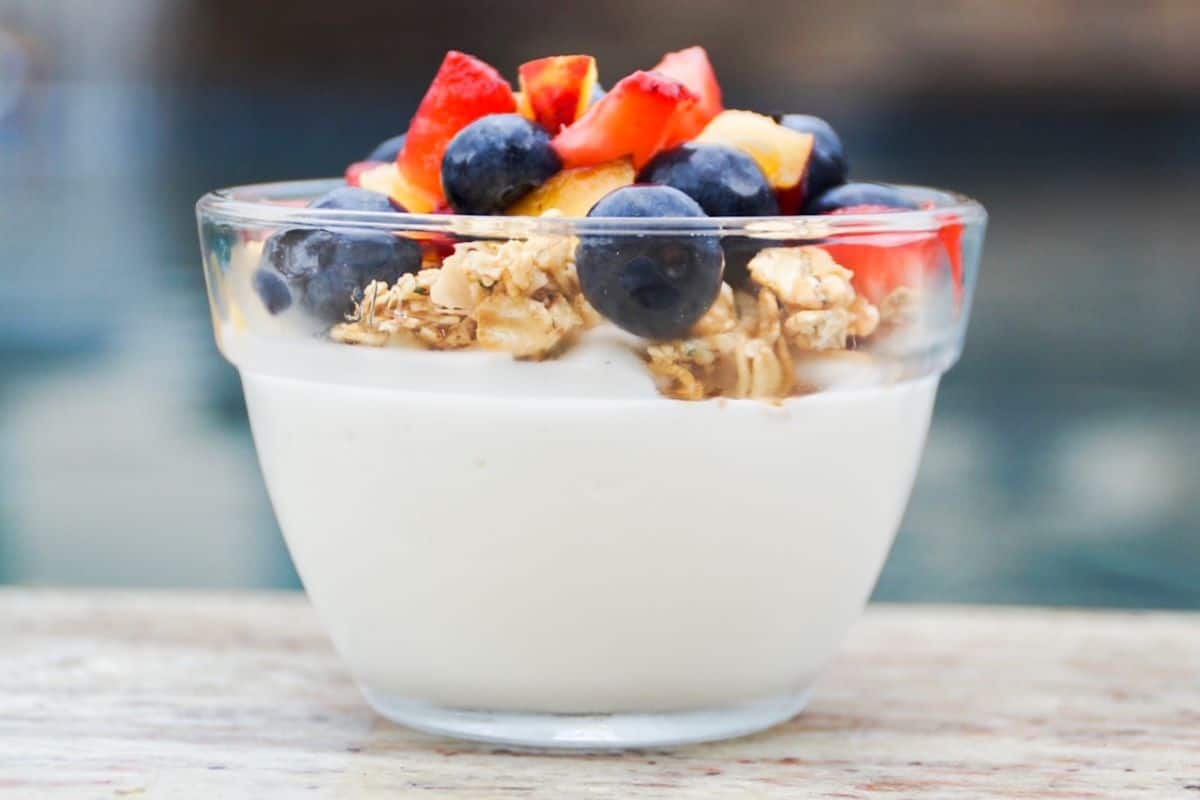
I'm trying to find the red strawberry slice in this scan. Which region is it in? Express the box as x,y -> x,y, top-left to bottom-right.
398,51 -> 517,202
552,70 -> 697,169
651,46 -> 723,142
939,222 -> 965,299
825,232 -> 944,306
518,55 -> 598,133
822,205 -> 955,305
935,214 -> 965,299
916,201 -> 966,300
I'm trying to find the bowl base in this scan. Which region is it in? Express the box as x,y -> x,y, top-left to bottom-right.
361,687 -> 812,750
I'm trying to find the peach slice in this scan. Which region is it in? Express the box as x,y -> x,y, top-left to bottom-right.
345,161 -> 439,213
506,158 -> 635,217
345,160 -> 386,189
697,110 -> 814,194
518,55 -> 598,133
514,91 -> 534,121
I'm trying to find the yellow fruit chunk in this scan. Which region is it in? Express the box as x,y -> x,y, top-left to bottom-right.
506,158 -> 635,217
696,110 -> 814,191
515,91 -> 535,121
356,162 -> 398,195
357,162 -> 439,213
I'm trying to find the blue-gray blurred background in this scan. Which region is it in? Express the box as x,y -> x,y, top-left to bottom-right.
1,0 -> 1197,606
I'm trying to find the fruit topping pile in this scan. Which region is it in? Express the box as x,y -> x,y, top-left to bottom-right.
249,47 -> 966,400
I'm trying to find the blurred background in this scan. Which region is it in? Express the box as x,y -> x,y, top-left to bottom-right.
1,0 -> 1196,605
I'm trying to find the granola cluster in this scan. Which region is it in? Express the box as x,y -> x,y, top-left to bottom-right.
646,247 -> 880,400
878,286 -> 922,328
333,238 -> 891,401
332,228 -> 600,359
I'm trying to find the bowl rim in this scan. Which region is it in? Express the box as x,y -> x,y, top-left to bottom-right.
197,178 -> 987,237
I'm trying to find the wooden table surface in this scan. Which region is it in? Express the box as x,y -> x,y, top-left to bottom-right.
2,591 -> 1197,798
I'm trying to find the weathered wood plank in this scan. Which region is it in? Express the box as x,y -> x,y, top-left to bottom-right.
1,591 -> 1197,798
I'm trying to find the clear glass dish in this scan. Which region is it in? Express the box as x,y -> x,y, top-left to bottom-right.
196,179 -> 986,748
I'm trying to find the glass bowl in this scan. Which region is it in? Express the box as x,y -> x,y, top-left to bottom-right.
196,179 -> 986,748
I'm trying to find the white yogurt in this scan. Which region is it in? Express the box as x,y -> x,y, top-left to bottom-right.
235,333 -> 937,714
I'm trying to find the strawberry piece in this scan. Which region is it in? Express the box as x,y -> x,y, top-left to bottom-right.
518,55 -> 598,133
552,71 -> 697,170
930,208 -> 965,298
938,218 -> 965,300
821,206 -> 939,305
824,232 -> 943,306
776,183 -> 807,216
398,51 -> 517,202
915,201 -> 967,300
651,46 -> 723,140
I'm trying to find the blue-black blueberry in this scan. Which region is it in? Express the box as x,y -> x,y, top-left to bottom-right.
254,185 -> 421,319
639,143 -> 779,217
365,133 -> 406,163
778,114 -> 849,200
441,114 -> 561,214
576,185 -> 724,340
310,186 -> 400,213
804,182 -> 918,214
252,268 -> 293,314
299,230 -> 420,323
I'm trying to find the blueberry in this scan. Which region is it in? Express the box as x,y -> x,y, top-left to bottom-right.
441,114 -> 561,214
252,268 -> 293,314
310,186 -> 399,213
261,228 -> 338,282
261,187 -> 406,281
720,236 -> 775,290
778,114 -> 849,199
804,182 -> 918,214
723,235 -> 819,290
365,133 -> 406,163
639,143 -> 778,217
203,221 -> 238,268
301,261 -> 367,323
260,225 -> 422,323
261,183 -> 413,292
300,230 -> 422,322
576,185 -> 724,339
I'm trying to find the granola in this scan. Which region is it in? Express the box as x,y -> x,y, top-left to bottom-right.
332,226 -> 595,360
331,271 -> 476,350
646,246 -> 879,400
335,238 -> 886,401
749,246 -> 879,349
879,287 -> 922,327
646,288 -> 798,401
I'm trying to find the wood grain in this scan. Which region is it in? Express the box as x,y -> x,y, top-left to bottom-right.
1,591 -> 1197,798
